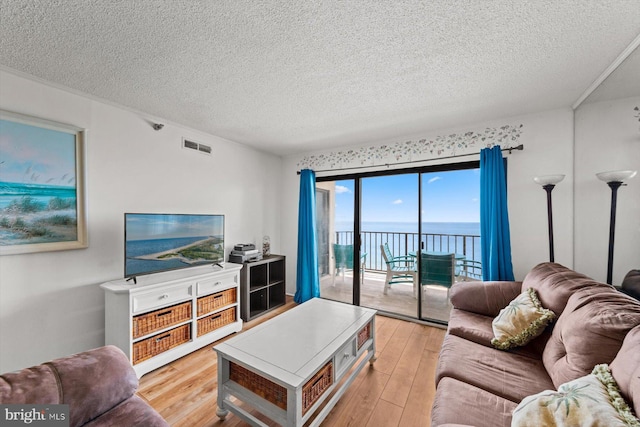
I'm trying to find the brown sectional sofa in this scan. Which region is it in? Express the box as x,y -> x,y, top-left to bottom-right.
431,262 -> 640,427
0,345 -> 168,427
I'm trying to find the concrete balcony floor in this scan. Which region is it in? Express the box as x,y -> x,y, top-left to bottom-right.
319,269 -> 455,322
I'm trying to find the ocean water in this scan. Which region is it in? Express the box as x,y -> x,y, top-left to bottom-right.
0,181 -> 76,210
125,236 -> 212,277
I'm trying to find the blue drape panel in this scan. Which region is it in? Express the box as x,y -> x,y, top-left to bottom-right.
480,146 -> 515,281
294,169 -> 320,303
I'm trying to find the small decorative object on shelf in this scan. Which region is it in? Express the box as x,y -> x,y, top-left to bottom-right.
262,235 -> 271,256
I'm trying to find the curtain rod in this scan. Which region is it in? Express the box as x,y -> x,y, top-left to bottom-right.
296,144 -> 524,175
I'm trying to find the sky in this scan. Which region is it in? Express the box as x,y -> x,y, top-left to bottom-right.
0,118 -> 77,186
126,214 -> 224,240
334,168 -> 480,224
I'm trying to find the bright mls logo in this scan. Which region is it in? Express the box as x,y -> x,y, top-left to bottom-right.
1,405 -> 69,426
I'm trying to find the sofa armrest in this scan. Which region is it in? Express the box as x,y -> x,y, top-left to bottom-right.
449,280 -> 522,317
47,345 -> 138,427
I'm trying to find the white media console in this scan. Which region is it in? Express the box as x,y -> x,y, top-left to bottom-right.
101,262 -> 243,378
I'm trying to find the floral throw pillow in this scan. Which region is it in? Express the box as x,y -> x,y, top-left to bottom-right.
491,287 -> 556,350
512,364 -> 640,427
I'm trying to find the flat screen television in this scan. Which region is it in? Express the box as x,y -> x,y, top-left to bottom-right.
125,213 -> 224,279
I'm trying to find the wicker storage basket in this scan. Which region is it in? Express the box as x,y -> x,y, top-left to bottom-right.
132,301 -> 192,339
197,306 -> 236,337
229,362 -> 288,410
197,288 -> 237,317
357,322 -> 372,350
132,323 -> 191,365
302,361 -> 333,414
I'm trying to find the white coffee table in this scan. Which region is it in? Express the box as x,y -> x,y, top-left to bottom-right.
214,298 -> 377,426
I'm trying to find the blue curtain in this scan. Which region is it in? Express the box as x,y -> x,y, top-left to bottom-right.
480,146 -> 515,281
294,169 -> 320,303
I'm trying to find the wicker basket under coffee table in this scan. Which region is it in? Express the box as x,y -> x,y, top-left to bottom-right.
214,298 -> 376,427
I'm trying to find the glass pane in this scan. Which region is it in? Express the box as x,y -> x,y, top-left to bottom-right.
361,174 -> 418,317
317,179 -> 354,304
420,168 -> 481,323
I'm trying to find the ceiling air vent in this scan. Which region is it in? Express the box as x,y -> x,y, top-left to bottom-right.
182,138 -> 212,156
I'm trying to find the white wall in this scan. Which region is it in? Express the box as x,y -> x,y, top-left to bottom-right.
0,70 -> 282,373
281,108 -> 575,294
574,96 -> 640,285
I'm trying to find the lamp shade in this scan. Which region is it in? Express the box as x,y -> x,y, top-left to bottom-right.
533,174 -> 565,186
596,170 -> 637,183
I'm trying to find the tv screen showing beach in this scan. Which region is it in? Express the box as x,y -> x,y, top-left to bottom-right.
125,213 -> 224,278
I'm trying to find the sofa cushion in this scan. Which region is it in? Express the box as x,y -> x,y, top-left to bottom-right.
511,364 -> 639,427
450,280 -> 522,317
542,286 -> 640,388
47,346 -> 139,427
448,308 -> 550,358
491,288 -> 556,350
436,334 -> 554,403
83,395 -> 169,427
521,262 -> 613,317
448,307 -> 496,345
0,364 -> 61,404
431,377 -> 517,427
611,325 -> 640,412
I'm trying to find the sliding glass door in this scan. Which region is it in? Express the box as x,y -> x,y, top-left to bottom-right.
360,173 -> 419,318
316,161 -> 480,324
419,168 -> 481,322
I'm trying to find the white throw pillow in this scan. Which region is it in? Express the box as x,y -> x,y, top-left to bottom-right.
512,364 -> 640,427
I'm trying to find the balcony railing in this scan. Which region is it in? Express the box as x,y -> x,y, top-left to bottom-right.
335,230 -> 481,272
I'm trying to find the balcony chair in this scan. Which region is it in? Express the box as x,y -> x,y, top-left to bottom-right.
420,252 -> 455,298
455,259 -> 483,281
333,243 -> 367,285
380,243 -> 418,295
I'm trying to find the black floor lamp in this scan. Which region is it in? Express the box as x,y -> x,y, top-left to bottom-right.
596,170 -> 637,285
534,174 -> 565,262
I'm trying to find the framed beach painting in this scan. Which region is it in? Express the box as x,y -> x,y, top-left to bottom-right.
0,110 -> 87,255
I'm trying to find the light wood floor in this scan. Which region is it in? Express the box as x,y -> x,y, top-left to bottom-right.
138,297 -> 446,427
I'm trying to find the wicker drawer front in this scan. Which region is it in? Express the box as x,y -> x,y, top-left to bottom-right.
357,322 -> 372,350
133,323 -> 191,365
132,301 -> 192,339
197,288 -> 237,317
197,271 -> 238,296
197,306 -> 236,337
302,361 -> 333,415
229,362 -> 287,410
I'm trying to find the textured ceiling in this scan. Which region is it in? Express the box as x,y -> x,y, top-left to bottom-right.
1,1 -> 639,156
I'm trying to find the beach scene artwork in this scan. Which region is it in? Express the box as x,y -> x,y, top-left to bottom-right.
0,113 -> 84,253
125,214 -> 225,277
